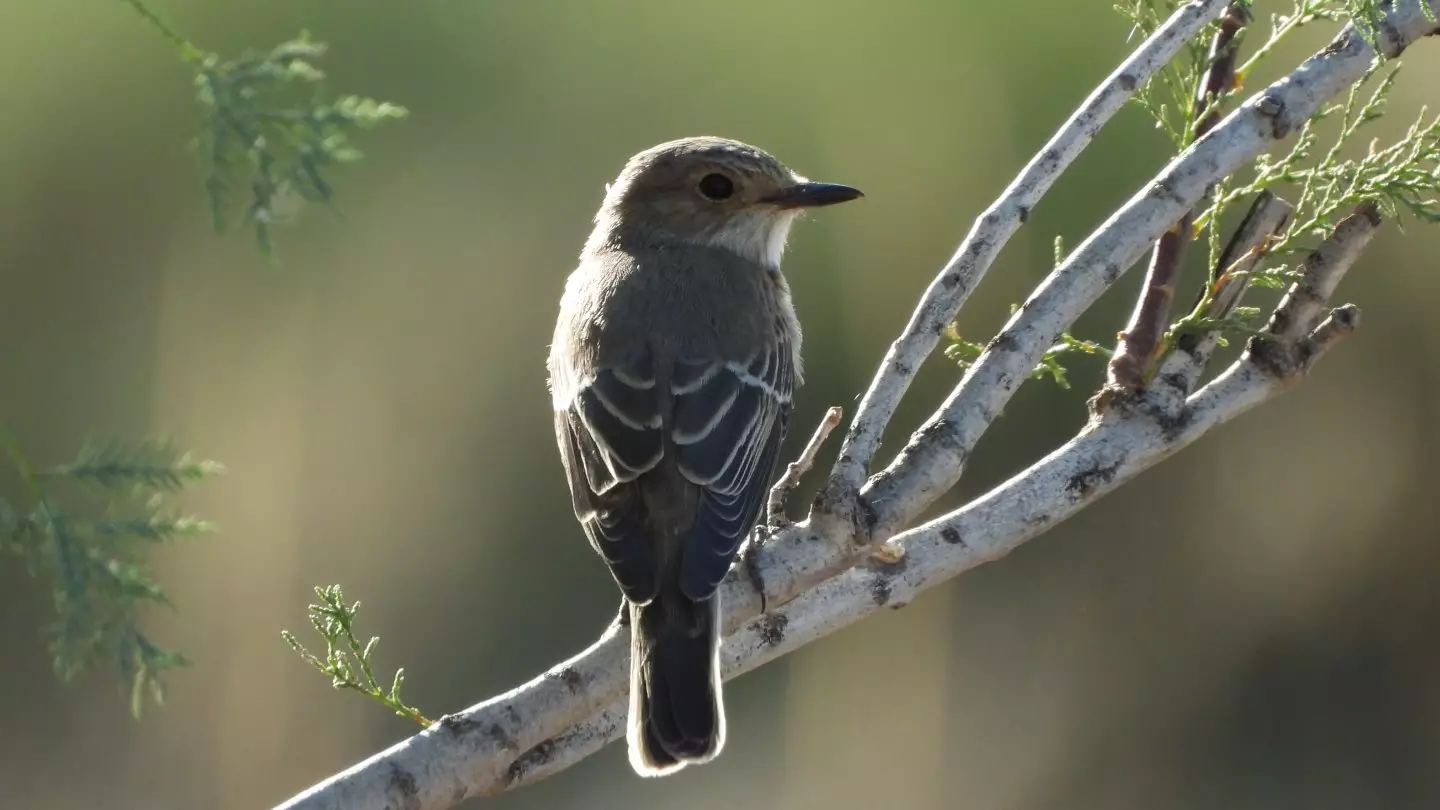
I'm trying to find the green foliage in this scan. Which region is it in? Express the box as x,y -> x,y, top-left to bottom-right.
1340,0 -> 1387,45
1116,0 -> 1237,148
1112,1 -> 1440,361
1234,1 -> 1344,80
1203,65 -> 1440,249
1035,334 -> 1114,389
943,237 -> 1112,391
1169,305 -> 1269,347
1115,0 -> 1437,147
1341,0 -> 1437,53
0,0 -> 407,719
282,585 -> 432,726
950,2 -> 1440,393
120,0 -> 408,257
42,439 -> 222,491
944,323 -> 1111,392
1175,61 -> 1439,344
1130,0 -> 1440,248
1243,264 -> 1306,289
0,436 -> 221,716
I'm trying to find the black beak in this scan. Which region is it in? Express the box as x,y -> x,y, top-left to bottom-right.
764,181 -> 865,209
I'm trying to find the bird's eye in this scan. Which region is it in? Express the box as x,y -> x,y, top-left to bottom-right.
698,173 -> 735,200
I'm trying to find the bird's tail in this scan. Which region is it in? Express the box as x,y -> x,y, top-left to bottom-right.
627,591 -> 724,776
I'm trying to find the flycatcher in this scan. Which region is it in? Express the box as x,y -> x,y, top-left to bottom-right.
548,136 -> 861,776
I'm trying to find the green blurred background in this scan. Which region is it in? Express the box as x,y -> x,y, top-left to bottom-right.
3,1 -> 1439,808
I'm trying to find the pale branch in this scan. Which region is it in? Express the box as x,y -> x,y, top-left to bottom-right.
767,406 -> 843,529
1254,200 -> 1381,363
452,203 -> 1383,798
858,0 -> 1440,543
1147,202 -> 1377,423
817,0 -> 1234,528
1107,2 -> 1250,393
274,3 -> 1435,807
1188,189 -> 1294,326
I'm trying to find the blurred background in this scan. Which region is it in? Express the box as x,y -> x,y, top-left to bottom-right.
3,1 -> 1439,808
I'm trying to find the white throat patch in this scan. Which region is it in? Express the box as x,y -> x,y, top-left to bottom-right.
704,209 -> 801,270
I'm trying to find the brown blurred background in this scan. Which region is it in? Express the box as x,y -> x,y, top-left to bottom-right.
3,1 -> 1439,808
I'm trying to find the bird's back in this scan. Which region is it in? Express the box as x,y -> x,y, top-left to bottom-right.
551,237 -> 795,383
549,235 -> 799,598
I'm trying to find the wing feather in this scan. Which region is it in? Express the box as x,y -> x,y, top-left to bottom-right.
671,342 -> 794,600
556,362 -> 664,603
557,335 -> 797,605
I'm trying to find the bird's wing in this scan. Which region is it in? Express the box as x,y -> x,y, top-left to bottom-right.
555,352 -> 665,603
670,334 -> 794,601
557,333 -> 795,605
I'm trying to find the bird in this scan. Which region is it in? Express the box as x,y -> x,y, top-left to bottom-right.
547,136 -> 862,776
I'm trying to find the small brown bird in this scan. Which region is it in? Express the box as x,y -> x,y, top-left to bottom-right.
547,136 -> 861,776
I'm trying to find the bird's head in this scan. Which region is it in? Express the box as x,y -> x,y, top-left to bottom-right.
592,136 -> 863,269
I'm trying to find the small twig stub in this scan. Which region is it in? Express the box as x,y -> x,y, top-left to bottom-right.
767,406 -> 843,529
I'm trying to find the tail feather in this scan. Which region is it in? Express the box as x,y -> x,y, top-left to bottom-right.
627,593 -> 724,776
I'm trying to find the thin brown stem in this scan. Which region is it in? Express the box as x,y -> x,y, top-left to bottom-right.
1105,2 -> 1251,396
1138,189 -> 1293,418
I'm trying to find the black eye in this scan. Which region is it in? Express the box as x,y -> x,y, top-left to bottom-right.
698,173 -> 734,200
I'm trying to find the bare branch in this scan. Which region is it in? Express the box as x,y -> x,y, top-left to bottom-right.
1305,302 -> 1362,353
817,0 -> 1235,530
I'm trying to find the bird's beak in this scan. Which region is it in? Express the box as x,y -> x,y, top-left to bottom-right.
764,181 -> 864,209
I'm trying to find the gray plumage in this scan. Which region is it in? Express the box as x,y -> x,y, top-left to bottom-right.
547,136 -> 861,776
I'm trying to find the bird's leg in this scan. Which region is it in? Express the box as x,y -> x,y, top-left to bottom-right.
741,528 -> 769,614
